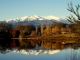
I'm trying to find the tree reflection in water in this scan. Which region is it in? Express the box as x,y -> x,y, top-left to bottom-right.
65,49 -> 80,60
0,39 -> 80,60
0,39 -> 12,54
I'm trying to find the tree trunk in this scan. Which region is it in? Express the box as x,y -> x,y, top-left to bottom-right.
19,32 -> 24,42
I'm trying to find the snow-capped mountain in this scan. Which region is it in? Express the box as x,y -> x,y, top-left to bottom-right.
5,15 -> 69,26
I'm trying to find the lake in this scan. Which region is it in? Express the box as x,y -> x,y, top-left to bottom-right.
0,39 -> 80,60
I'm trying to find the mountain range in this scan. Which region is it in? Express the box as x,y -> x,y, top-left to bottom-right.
4,15 -> 69,26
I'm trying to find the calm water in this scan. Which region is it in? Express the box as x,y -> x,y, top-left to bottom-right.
0,39 -> 80,60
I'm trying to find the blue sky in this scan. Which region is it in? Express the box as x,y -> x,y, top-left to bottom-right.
0,0 -> 80,21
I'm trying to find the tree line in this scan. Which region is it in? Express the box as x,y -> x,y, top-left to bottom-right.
0,21 -> 79,38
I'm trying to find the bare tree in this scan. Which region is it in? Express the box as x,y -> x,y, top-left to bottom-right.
46,23 -> 52,35
67,2 -> 80,23
14,24 -> 35,42
13,24 -> 24,42
36,26 -> 38,35
66,2 -> 80,40
46,23 -> 49,35
41,24 -> 43,36
0,22 -> 12,31
0,22 -> 12,39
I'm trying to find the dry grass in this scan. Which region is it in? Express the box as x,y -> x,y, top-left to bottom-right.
43,33 -> 76,38
53,33 -> 75,37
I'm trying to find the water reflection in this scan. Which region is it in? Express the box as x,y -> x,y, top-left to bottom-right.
11,40 -> 79,50
0,39 -> 80,60
0,39 -> 80,54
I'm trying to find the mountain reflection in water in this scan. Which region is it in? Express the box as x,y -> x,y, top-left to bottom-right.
0,39 -> 80,60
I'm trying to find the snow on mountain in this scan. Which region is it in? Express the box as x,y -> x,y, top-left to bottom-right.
7,49 -> 60,55
5,15 -> 69,26
6,15 -> 60,22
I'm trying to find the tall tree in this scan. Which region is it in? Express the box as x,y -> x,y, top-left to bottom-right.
41,24 -> 44,36
66,2 -> 80,39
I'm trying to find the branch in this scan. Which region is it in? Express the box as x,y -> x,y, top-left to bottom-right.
67,3 -> 80,20
66,16 -> 74,23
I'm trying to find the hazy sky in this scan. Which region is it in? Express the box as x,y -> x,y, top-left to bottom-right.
0,0 -> 80,21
